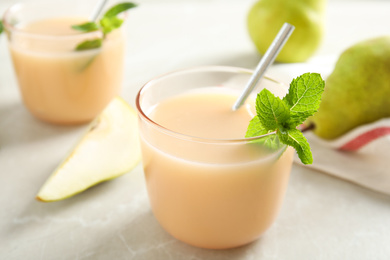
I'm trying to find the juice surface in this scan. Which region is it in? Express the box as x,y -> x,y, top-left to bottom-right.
20,17 -> 84,35
9,17 -> 124,124
140,89 -> 293,249
150,91 -> 255,139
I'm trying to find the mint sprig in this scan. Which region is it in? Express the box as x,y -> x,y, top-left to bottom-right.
246,73 -> 325,165
72,2 -> 137,51
0,20 -> 4,35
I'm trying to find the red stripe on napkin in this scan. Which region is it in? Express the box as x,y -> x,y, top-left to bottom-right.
339,127 -> 390,151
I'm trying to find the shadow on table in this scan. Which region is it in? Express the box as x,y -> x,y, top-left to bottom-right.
3,172 -> 141,241
0,101 -> 87,148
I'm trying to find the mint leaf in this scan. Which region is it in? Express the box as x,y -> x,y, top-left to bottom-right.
245,116 -> 269,137
100,16 -> 123,35
283,73 -> 325,126
256,89 -> 290,131
262,135 -> 283,150
246,73 -> 325,165
75,38 -> 102,51
0,20 -> 3,34
104,2 -> 137,18
72,22 -> 99,32
277,128 -> 312,164
246,116 -> 283,151
256,134 -> 283,151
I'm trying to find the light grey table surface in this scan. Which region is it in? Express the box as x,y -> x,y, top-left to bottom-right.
1,0 -> 390,259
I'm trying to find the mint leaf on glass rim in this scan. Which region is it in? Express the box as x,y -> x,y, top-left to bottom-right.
75,38 -> 102,51
246,116 -> 283,151
246,73 -> 325,165
72,22 -> 100,33
0,20 -> 3,34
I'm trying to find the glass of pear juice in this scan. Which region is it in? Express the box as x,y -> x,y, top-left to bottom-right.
136,66 -> 294,249
2,0 -> 125,125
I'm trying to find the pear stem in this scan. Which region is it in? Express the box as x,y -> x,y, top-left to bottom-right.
299,123 -> 315,132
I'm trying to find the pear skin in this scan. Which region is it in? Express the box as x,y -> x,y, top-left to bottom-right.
306,37 -> 390,140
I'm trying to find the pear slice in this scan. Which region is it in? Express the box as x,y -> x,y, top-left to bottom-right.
36,97 -> 141,202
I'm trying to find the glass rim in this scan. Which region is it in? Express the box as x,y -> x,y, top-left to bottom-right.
2,1 -> 104,40
135,65 -> 288,147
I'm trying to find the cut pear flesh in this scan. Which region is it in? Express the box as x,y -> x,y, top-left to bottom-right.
37,97 -> 141,202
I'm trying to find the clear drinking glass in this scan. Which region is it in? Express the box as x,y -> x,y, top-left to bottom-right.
2,0 -> 125,125
136,66 -> 294,249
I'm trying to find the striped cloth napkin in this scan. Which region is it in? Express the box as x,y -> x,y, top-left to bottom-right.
298,119 -> 390,195
268,56 -> 390,195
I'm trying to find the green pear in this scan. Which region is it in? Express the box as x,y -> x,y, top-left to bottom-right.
306,37 -> 390,140
247,0 -> 325,63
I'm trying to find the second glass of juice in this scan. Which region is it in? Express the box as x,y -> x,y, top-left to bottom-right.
136,66 -> 294,249
2,0 -> 126,125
